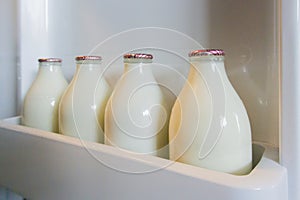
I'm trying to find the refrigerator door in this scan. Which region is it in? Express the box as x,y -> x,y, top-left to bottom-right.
0,0 -> 292,199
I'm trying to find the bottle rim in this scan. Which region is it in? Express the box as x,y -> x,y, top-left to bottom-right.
123,53 -> 153,60
38,58 -> 62,63
75,55 -> 102,61
189,49 -> 225,57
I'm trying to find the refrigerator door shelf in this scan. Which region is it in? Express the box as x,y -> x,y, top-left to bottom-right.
0,117 -> 288,200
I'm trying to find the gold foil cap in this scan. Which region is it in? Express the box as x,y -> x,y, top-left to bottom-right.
75,55 -> 102,61
189,49 -> 225,57
38,58 -> 62,63
123,53 -> 153,59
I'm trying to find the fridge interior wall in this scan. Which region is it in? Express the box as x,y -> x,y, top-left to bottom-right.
0,0 -> 284,198
17,0 -> 280,147
0,0 -> 18,119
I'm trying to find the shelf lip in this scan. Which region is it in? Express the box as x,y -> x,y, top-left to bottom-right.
0,116 -> 287,191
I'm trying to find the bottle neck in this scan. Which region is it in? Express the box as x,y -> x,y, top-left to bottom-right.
38,62 -> 63,75
73,61 -> 104,83
75,61 -> 103,73
188,56 -> 228,82
123,60 -> 153,75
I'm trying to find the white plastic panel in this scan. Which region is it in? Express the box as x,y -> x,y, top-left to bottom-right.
0,118 -> 288,200
0,1 -> 22,198
282,0 -> 300,199
0,0 -> 18,118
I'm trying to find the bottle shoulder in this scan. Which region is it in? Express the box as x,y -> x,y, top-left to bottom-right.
26,77 -> 67,95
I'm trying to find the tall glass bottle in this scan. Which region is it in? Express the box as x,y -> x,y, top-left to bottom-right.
59,56 -> 111,143
105,53 -> 169,158
169,49 -> 252,175
22,58 -> 68,132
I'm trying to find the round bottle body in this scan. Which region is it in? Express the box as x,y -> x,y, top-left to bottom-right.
22,58 -> 68,132
59,56 -> 111,143
169,50 -> 252,175
105,54 -> 169,158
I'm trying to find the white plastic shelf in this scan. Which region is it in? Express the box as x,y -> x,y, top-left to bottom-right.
0,117 -> 287,200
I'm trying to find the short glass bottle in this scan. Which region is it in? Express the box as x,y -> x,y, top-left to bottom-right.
22,58 -> 68,132
59,56 -> 111,143
105,53 -> 169,158
169,49 -> 252,175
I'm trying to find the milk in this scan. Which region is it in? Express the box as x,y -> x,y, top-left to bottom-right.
105,53 -> 169,158
169,49 -> 252,175
22,58 -> 68,132
59,56 -> 111,143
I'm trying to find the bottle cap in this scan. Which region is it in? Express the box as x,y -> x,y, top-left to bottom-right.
38,58 -> 62,63
75,55 -> 102,61
188,49 -> 225,57
123,53 -> 153,59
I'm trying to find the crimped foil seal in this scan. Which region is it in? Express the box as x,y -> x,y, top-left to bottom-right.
38,58 -> 62,63
123,53 -> 153,59
75,55 -> 102,61
189,49 -> 225,57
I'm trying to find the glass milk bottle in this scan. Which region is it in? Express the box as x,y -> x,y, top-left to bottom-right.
105,53 -> 169,158
22,58 -> 68,132
59,56 -> 111,143
169,49 -> 252,175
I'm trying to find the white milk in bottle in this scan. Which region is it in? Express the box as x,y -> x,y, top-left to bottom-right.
22,58 -> 68,132
169,49 -> 252,175
105,53 -> 169,158
59,56 -> 111,143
